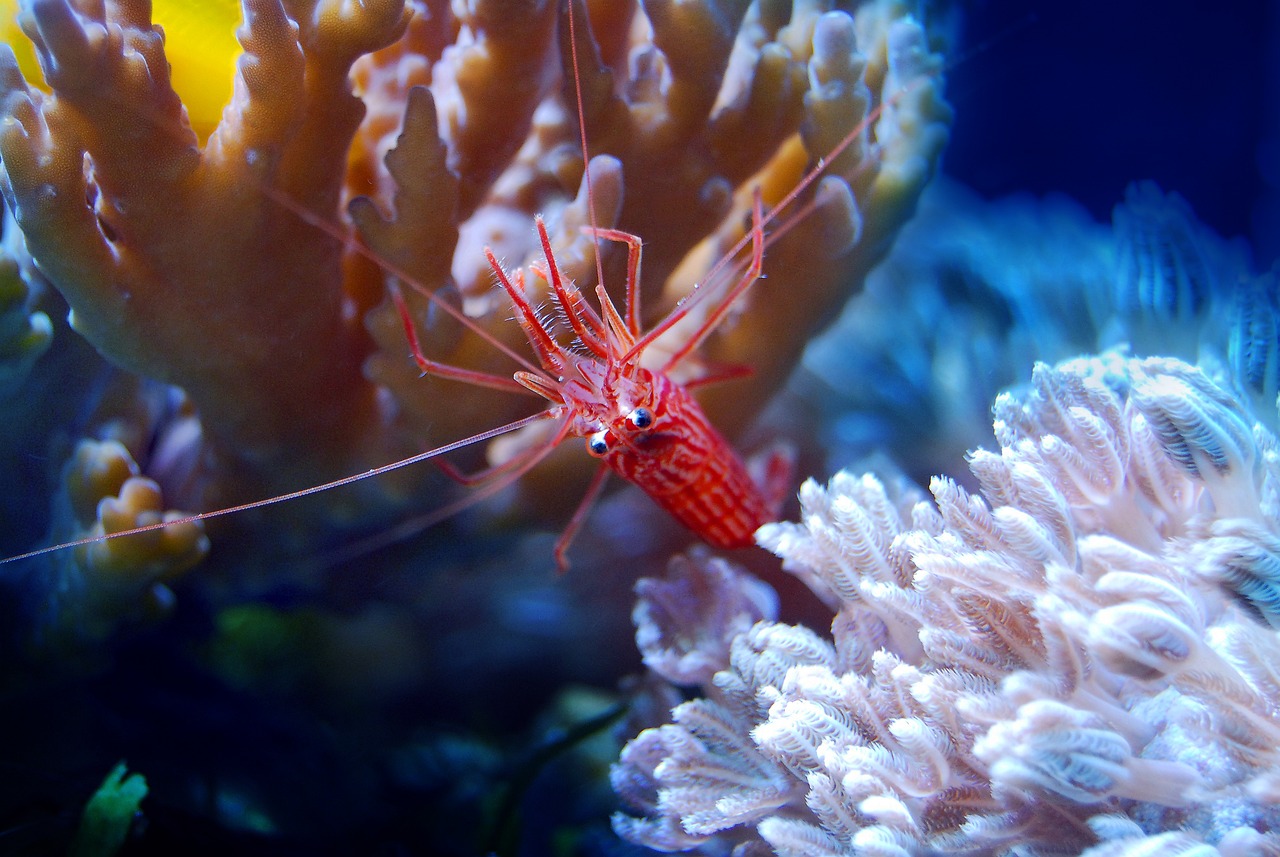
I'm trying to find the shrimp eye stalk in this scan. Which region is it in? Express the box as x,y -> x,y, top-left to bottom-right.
627,407 -> 653,430
588,430 -> 610,457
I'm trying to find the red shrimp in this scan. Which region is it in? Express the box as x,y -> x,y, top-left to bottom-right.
393,194 -> 780,570
0,0 -> 920,572
0,184 -> 781,572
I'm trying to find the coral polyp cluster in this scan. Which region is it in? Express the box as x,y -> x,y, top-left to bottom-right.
615,355 -> 1280,854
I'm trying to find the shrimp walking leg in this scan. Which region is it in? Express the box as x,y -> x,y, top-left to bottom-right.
389,282 -> 530,395
552,463 -> 611,573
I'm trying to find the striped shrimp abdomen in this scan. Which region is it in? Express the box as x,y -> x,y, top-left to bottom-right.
605,377 -> 773,549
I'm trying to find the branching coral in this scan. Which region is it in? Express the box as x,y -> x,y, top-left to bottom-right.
613,355 -> 1280,854
0,0 -> 950,604
0,0 -> 407,473
0,0 -> 952,652
18,433 -> 209,647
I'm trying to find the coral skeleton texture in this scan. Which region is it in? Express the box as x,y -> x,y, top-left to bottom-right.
614,355 -> 1280,855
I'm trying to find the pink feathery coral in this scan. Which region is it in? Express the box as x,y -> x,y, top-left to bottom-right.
614,354 -> 1280,854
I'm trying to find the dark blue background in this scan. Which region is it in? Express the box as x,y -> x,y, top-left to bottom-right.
943,0 -> 1274,264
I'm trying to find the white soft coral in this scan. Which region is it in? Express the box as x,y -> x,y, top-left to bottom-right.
614,355 -> 1280,854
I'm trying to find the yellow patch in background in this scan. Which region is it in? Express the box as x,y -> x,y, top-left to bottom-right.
1,0 -> 242,143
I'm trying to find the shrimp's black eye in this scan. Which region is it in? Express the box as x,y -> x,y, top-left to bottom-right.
627,407 -> 653,430
587,430 -> 610,457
